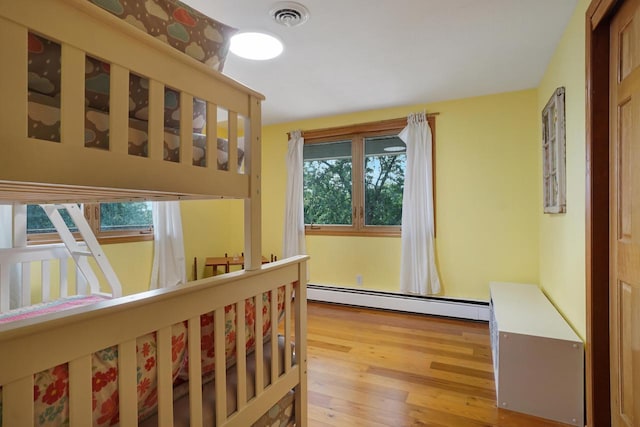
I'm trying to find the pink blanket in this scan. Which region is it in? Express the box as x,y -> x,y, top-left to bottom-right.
0,295 -> 108,324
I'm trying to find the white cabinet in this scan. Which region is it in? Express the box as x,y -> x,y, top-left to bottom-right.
489,282 -> 584,426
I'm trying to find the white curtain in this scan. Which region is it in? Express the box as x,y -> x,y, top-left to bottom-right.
398,112 -> 441,295
0,204 -> 22,308
282,130 -> 307,258
150,201 -> 186,289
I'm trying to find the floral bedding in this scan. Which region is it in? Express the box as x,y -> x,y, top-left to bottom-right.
0,287 -> 286,426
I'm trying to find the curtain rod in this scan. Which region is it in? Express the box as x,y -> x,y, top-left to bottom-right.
289,112 -> 440,139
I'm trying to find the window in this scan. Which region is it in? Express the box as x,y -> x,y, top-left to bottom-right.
302,117 -> 435,236
27,202 -> 153,244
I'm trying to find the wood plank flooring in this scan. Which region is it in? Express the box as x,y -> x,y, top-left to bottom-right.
301,302 -> 573,427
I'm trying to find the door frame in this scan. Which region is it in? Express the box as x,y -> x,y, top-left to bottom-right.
585,0 -> 619,425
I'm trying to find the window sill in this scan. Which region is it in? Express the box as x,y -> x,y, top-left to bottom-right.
305,228 -> 400,238
27,233 -> 153,245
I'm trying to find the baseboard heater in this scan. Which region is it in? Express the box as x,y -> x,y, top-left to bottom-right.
307,284 -> 490,321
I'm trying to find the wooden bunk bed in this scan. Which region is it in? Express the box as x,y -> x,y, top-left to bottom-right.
0,0 -> 308,426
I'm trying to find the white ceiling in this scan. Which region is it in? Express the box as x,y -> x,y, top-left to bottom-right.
184,0 -> 578,125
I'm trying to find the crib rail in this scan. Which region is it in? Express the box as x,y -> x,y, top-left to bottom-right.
0,255 -> 308,426
0,243 -> 119,313
0,0 -> 263,204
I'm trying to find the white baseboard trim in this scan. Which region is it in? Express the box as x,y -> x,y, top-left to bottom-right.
307,285 -> 490,321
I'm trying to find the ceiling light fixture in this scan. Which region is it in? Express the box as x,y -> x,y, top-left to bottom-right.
229,32 -> 284,60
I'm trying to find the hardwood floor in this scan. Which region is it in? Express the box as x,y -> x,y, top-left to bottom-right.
302,302 -> 573,427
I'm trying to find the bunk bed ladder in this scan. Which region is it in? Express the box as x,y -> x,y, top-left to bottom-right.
40,204 -> 123,298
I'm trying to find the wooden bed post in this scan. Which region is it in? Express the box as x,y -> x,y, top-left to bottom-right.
295,259 -> 309,426
244,96 -> 262,270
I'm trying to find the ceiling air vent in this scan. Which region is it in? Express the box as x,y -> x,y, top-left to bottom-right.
270,1 -> 309,27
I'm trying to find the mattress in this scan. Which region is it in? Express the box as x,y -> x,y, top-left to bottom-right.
27,90 -> 244,171
86,0 -> 236,72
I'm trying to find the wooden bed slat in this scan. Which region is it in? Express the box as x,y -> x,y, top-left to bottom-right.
284,282 -> 292,372
236,298 -> 247,410
0,19 -> 27,143
255,293 -> 264,394
187,316 -> 204,427
61,43 -> 86,147
110,64 -> 130,155
206,102 -> 218,170
156,325 -> 174,427
270,288 -> 279,385
180,92 -> 194,166
118,339 -> 138,427
69,355 -> 93,425
148,80 -> 165,161
2,375 -> 34,426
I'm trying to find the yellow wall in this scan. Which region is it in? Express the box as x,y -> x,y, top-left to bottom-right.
181,199 -> 244,280
261,89 -> 540,300
102,241 -> 153,295
537,0 -> 588,339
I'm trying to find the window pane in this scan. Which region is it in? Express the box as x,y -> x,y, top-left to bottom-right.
303,140 -> 352,225
364,135 -> 406,226
100,202 -> 152,232
27,205 -> 78,234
